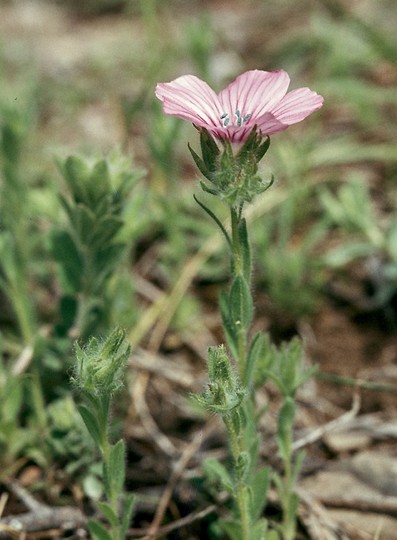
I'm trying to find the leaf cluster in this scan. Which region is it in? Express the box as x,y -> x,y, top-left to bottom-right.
51,152 -> 143,337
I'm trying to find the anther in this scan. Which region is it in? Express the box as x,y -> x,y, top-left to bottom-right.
220,112 -> 230,127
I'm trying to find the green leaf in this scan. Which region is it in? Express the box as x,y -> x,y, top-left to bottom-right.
277,397 -> 295,462
62,156 -> 89,203
324,241 -> 374,267
229,275 -> 253,329
219,519 -> 242,540
219,290 -> 238,359
203,457 -> 234,493
107,439 -> 126,495
251,518 -> 268,540
96,501 -> 119,528
74,204 -> 97,245
2,375 -> 24,423
50,229 -> 83,293
78,404 -> 103,447
267,529 -> 281,540
121,493 -> 136,538
291,449 -> 306,485
249,466 -> 270,521
89,160 -> 111,206
245,333 -> 263,386
89,216 -> 123,248
87,519 -> 112,540
194,195 -> 231,248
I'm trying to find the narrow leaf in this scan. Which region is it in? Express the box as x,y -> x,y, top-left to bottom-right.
219,519 -> 242,540
249,466 -> 270,521
121,493 -> 136,538
78,405 -> 103,447
277,397 -> 295,462
96,501 -> 119,528
109,439 -> 126,495
87,520 -> 112,540
203,458 -> 234,493
229,275 -> 253,329
194,195 -> 231,248
219,290 -> 238,359
252,518 -> 268,540
244,332 -> 263,386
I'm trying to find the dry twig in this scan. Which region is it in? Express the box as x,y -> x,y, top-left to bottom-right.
0,481 -> 85,538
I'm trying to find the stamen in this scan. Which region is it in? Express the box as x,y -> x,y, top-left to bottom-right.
220,111 -> 251,128
220,112 -> 230,127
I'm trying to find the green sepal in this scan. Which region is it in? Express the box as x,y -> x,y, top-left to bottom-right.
78,404 -> 103,447
87,520 -> 113,540
229,275 -> 253,330
199,127 -> 220,173
188,143 -> 211,181
255,136 -> 270,163
199,180 -> 219,196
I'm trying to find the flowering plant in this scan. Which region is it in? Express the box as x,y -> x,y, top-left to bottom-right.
156,70 -> 322,540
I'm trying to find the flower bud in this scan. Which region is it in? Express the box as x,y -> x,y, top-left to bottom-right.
72,328 -> 130,397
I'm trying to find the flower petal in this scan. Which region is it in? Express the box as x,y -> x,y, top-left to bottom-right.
155,75 -> 223,128
218,70 -> 290,118
255,112 -> 289,136
269,88 -> 324,126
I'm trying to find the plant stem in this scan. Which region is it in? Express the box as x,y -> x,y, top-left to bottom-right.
230,206 -> 244,277
230,205 -> 250,381
224,414 -> 251,540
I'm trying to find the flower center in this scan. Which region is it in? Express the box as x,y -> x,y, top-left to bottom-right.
220,110 -> 252,128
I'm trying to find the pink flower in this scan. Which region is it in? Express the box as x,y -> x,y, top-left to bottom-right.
155,70 -> 323,144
